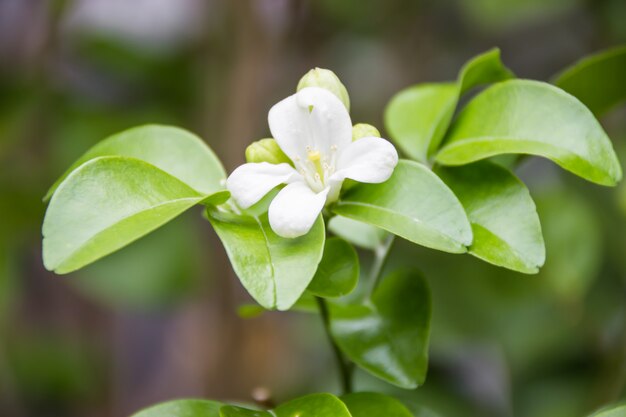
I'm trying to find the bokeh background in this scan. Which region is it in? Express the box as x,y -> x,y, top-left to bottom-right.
1,0 -> 626,416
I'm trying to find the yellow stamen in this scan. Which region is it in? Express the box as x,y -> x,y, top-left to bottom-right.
307,149 -> 324,181
307,150 -> 321,162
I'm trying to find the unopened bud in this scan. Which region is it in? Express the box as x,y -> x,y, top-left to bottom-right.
297,68 -> 350,111
245,138 -> 291,165
352,123 -> 381,141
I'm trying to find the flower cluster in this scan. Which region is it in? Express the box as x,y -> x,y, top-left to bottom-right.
227,69 -> 398,238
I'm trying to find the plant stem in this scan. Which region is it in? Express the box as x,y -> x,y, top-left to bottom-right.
315,296 -> 353,394
368,234 -> 395,294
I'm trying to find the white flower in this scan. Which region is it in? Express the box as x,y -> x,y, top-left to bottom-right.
227,87 -> 398,238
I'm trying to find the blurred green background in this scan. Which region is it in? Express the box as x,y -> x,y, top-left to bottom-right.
1,0 -> 625,416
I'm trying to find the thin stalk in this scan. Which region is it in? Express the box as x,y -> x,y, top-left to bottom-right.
315,296 -> 353,394
368,234 -> 395,294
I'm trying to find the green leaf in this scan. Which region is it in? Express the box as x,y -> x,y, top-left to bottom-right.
385,48 -> 513,162
341,393 -> 413,417
307,238 -> 359,298
274,393 -> 352,417
45,125 -> 225,201
220,394 -> 352,417
588,403 -> 626,417
554,45 -> 626,116
436,80 -> 622,186
42,156 -> 206,274
435,161 -> 545,274
456,47 -> 515,96
219,407 -> 270,417
333,160 -> 472,253
131,399 -> 222,417
330,269 -> 431,389
327,215 -> 388,250
206,207 -> 325,310
385,83 -> 457,162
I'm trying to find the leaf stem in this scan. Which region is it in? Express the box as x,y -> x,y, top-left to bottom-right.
315,296 -> 353,394
368,234 -> 395,294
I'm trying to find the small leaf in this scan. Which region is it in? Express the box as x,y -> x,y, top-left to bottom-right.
456,47 -> 514,95
341,392 -> 413,417
333,160 -> 472,254
43,156 -> 206,274
219,406 -> 270,417
436,80 -> 622,186
308,238 -> 359,298
588,403 -> 626,417
206,207 -> 325,311
385,48 -> 513,162
330,269 -> 431,389
554,45 -> 626,116
385,83 -> 457,162
274,393 -> 352,417
436,161 -> 545,274
45,125 -> 226,200
131,399 -> 222,417
220,394 -> 352,417
327,215 -> 388,250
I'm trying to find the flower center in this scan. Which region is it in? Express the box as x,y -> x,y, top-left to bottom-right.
294,145 -> 339,193
307,149 -> 324,181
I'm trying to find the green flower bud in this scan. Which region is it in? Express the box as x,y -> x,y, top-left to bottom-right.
245,138 -> 292,165
352,123 -> 381,141
297,68 -> 350,111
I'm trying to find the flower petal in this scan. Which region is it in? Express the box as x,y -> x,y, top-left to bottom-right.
268,87 -> 352,162
331,136 -> 399,184
226,162 -> 300,209
268,182 -> 329,238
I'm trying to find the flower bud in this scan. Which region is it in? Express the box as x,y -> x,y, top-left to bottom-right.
297,68 -> 350,111
245,138 -> 292,165
352,123 -> 381,141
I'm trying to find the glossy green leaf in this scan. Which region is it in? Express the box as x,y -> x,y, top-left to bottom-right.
554,45 -> 626,116
131,399 -> 221,417
219,407 -> 270,417
43,156 -> 205,274
385,48 -> 513,162
45,124 -> 226,200
385,83 -> 457,162
436,161 -> 545,273
456,48 -> 515,95
327,215 -> 388,250
341,392 -> 413,417
206,207 -> 325,310
333,160 -> 472,253
274,393 -> 352,417
330,269 -> 431,388
436,80 -> 622,186
307,238 -> 359,298
588,403 -> 626,417
220,394 -> 352,417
